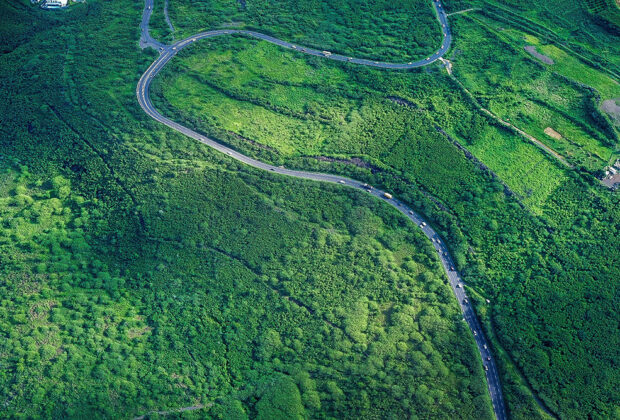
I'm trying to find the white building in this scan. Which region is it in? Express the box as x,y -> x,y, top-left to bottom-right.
45,0 -> 68,8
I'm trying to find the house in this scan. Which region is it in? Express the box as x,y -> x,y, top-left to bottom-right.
44,0 -> 68,8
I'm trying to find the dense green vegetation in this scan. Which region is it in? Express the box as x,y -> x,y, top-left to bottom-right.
168,0 -> 443,61
449,13 -> 619,171
0,1 -> 494,418
0,157 -> 492,419
444,0 -> 620,70
154,33 -> 620,419
153,37 -> 568,210
149,0 -> 175,44
2,0 -> 619,418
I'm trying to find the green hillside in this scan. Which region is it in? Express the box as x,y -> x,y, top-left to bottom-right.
167,0 -> 443,61
0,1 -> 491,418
155,33 -> 620,419
0,0 -> 618,419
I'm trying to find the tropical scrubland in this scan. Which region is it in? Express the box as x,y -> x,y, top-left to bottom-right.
0,0 -> 618,419
0,158 -> 492,419
0,1 -> 494,419
167,0 -> 443,61
153,22 -> 620,420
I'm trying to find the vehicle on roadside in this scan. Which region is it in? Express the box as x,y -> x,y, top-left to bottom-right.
383,192 -> 393,199
484,365 -> 489,371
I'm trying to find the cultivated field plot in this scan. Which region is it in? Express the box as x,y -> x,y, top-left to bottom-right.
477,0 -> 620,68
450,14 -> 618,171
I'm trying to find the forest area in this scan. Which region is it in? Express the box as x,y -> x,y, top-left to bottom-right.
0,0 -> 619,418
0,0 -> 494,418
167,0 -> 442,61
153,23 -> 619,419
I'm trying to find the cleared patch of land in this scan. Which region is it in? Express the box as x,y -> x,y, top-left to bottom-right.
601,98 -> 620,126
524,45 -> 554,65
544,127 -> 562,140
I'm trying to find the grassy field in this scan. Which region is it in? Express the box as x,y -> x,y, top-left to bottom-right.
445,0 -> 620,70
520,34 -> 620,100
449,14 -> 618,170
167,0 -> 443,62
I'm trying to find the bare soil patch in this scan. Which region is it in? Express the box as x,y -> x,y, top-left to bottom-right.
29,300 -> 57,321
544,127 -> 563,140
524,46 -> 554,65
601,98 -> 620,126
128,325 -> 153,339
221,21 -> 244,27
388,96 -> 418,108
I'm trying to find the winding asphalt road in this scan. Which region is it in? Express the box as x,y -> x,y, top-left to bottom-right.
137,1 -> 507,419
